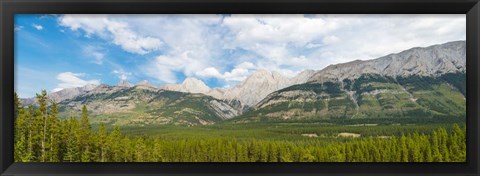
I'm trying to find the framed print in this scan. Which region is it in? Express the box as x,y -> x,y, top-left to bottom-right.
1,0 -> 480,175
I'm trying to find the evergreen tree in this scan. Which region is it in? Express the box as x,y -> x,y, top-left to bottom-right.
46,100 -> 61,161
431,131 -> 443,162
438,128 -> 450,162
108,126 -> 123,162
35,90 -> 48,162
79,105 -> 93,162
64,115 -> 80,162
97,124 -> 108,162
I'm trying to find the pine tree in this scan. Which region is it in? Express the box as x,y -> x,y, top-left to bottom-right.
449,124 -> 465,161
438,128 -> 450,162
14,92 -> 22,119
135,137 -> 147,162
399,135 -> 409,162
97,124 -> 108,162
120,136 -> 134,162
47,100 -> 61,161
329,146 -> 345,162
79,105 -> 93,162
431,131 -> 443,162
14,104 -> 31,162
35,90 -> 48,162
424,136 -> 433,162
24,106 -> 37,161
64,115 -> 81,162
108,126 -> 123,162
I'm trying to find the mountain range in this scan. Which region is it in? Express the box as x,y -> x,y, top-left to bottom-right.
21,41 -> 466,126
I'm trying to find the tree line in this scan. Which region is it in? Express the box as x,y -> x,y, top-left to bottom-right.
14,90 -> 466,162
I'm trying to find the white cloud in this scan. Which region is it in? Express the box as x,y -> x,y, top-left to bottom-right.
322,35 -> 340,44
53,72 -> 100,92
59,15 -> 162,55
145,51 -> 207,83
32,24 -> 43,30
112,70 -> 132,81
83,46 -> 105,64
306,14 -> 466,64
196,62 -> 257,82
55,14 -> 466,86
14,25 -> 24,31
133,15 -> 225,83
222,15 -> 339,47
196,67 -> 223,78
221,14 -> 466,73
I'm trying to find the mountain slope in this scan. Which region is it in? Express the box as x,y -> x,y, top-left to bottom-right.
234,41 -> 466,123
58,85 -> 242,126
21,84 -> 98,105
235,72 -> 465,123
161,69 -> 316,108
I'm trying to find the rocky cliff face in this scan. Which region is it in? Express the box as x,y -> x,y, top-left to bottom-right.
162,77 -> 211,94
160,69 -> 316,107
236,41 -> 467,122
290,70 -> 315,85
221,69 -> 292,107
308,41 -> 465,83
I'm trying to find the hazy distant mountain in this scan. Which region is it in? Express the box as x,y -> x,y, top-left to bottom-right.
21,84 -> 98,106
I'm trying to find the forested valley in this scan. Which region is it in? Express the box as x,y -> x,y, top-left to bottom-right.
14,91 -> 466,162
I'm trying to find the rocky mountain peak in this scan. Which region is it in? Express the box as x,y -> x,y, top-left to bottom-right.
81,84 -> 98,91
181,77 -> 211,93
308,40 -> 466,83
161,77 -> 211,94
136,80 -> 153,86
21,83 -> 99,106
290,70 -> 315,85
117,80 -> 133,87
224,69 -> 291,106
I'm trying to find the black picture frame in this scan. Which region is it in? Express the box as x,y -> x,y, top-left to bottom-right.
1,0 -> 479,175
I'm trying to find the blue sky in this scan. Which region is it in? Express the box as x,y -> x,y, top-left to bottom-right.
15,14 -> 466,98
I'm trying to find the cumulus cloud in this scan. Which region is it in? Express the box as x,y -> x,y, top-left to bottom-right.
230,15 -> 464,75
112,70 -> 132,81
137,14 -> 465,84
53,72 -> 100,92
309,15 -> 466,63
144,51 -> 207,83
55,14 -> 466,86
59,14 -> 162,55
135,15 -> 224,84
83,46 -> 105,64
222,15 -> 339,47
32,24 -> 43,30
196,67 -> 223,78
196,62 -> 257,82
